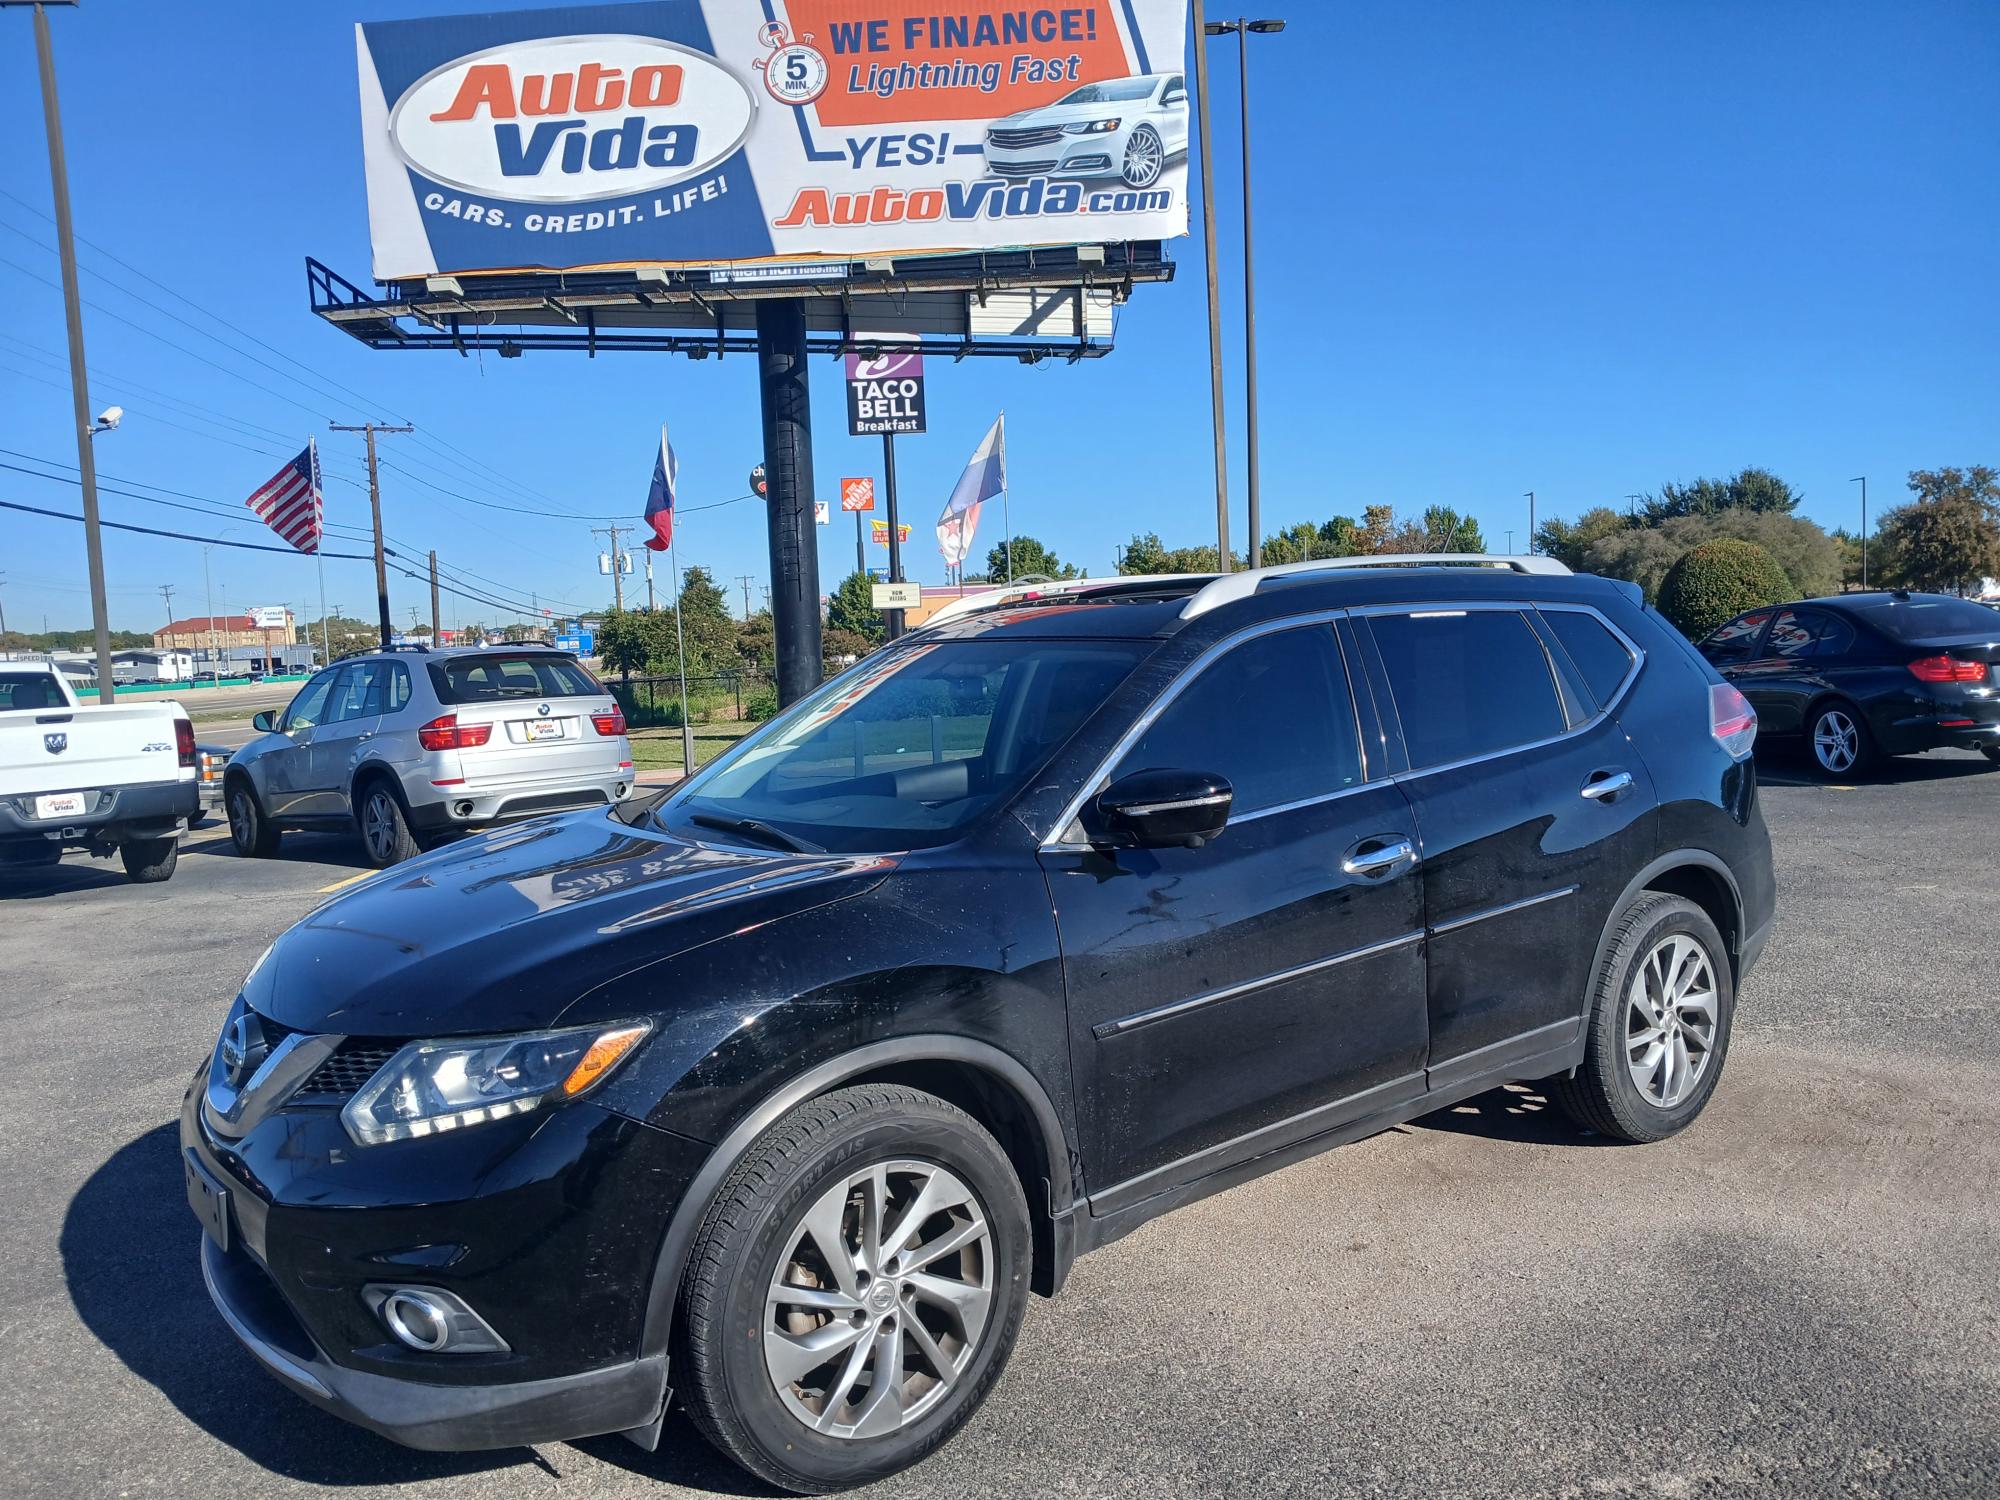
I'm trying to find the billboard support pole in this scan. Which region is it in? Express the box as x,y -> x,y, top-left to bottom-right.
757,300 -> 823,708
882,433 -> 905,641
1190,0 -> 1233,574
855,512 -> 865,579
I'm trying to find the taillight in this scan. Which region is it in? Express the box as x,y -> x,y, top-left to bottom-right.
1709,683 -> 1757,759
174,718 -> 196,769
1907,654 -> 1987,684
417,713 -> 493,751
591,708 -> 627,737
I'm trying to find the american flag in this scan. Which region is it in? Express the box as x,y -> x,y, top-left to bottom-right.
244,440 -> 323,553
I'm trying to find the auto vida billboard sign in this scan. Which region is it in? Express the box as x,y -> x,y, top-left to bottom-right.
355,1 -> 1191,279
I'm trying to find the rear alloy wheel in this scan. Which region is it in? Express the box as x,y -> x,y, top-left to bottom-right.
119,835 -> 179,884
1121,125 -> 1164,187
676,1085 -> 1030,1493
1808,703 -> 1871,778
358,783 -> 420,867
1547,892 -> 1734,1143
227,783 -> 280,858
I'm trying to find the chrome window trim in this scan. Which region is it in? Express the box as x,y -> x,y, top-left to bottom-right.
1353,600 -> 1647,784
1093,930 -> 1426,1038
1428,883 -> 1579,936
1040,609 -> 1362,850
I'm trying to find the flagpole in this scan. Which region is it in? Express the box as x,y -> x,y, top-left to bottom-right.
998,411 -> 1012,582
668,531 -> 695,776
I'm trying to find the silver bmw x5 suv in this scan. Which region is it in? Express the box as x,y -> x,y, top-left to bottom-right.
223,644 -> 634,867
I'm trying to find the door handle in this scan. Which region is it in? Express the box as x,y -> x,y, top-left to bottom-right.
1581,770 -> 1635,801
1342,835 -> 1417,878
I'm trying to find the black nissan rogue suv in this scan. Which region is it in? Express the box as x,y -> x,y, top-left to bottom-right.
184,558 -> 1775,1493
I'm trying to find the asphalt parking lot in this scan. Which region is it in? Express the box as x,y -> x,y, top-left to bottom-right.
1,750 -> 1994,1499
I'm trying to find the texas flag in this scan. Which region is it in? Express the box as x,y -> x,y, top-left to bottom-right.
643,426 -> 678,551
938,414 -> 1004,567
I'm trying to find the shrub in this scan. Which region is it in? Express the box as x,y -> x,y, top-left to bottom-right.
1657,538 -> 1794,639
744,686 -> 780,722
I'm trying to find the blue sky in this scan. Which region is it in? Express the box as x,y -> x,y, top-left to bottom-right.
2,0 -> 1994,635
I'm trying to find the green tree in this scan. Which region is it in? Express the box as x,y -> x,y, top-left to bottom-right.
822,627 -> 876,670
1534,506 -> 1631,571
985,534 -> 1077,582
1642,467 -> 1803,524
1877,466 -> 2000,595
1584,510 -> 1840,602
1657,539 -> 1795,639
676,565 -> 739,673
827,570 -> 885,644
735,609 -> 775,671
1118,532 -> 1171,574
1420,505 -> 1486,553
594,606 -> 676,675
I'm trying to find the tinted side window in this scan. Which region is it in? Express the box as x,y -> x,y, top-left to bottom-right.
1811,615 -> 1856,658
1766,610 -> 1819,659
1540,609 -> 1637,706
1117,626 -> 1361,816
1701,610 -> 1772,663
1370,610 -> 1566,769
385,662 -> 413,712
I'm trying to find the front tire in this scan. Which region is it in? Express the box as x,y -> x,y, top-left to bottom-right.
1547,893 -> 1734,1143
1807,701 -> 1873,778
676,1084 -> 1031,1494
357,781 -> 419,867
226,781 -> 280,858
1120,125 -> 1164,188
119,836 -> 179,883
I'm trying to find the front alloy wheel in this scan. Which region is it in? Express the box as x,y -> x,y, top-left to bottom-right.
765,1160 -> 994,1440
1121,126 -> 1164,187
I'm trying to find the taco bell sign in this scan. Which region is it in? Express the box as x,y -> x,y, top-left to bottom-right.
845,352 -> 926,436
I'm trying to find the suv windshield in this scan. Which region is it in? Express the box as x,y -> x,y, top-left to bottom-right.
664,639 -> 1149,852
428,652 -> 603,703
1845,596 -> 2000,641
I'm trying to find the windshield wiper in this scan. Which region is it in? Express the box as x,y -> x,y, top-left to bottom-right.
688,813 -> 825,855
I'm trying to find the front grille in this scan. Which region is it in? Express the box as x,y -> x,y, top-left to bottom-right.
987,126 -> 1062,148
292,1042 -> 401,1099
989,159 -> 1058,178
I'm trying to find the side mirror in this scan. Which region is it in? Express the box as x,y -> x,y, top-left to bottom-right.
1094,769 -> 1233,850
252,710 -> 276,733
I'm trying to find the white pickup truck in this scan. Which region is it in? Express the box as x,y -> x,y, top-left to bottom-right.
0,662 -> 199,882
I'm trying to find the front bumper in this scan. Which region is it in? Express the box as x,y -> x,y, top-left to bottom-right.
983,137 -> 1125,179
181,1064 -> 705,1450
0,775 -> 196,845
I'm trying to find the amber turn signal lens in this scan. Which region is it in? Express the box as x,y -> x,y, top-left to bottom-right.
560,1025 -> 649,1097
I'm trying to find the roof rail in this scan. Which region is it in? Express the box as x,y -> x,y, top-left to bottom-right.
381,642 -> 432,654
918,574 -> 1188,630
1179,553 -> 1572,621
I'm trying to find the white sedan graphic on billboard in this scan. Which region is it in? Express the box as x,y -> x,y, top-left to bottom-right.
982,73 -> 1189,188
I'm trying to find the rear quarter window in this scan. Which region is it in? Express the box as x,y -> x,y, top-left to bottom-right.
1369,609 -> 1567,769
427,654 -> 605,704
1539,609 -> 1638,706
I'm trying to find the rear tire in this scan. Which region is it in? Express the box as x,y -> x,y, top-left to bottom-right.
676,1085 -> 1031,1494
1806,700 -> 1874,778
1547,893 -> 1734,1144
357,781 -> 419,867
119,836 -> 179,883
227,782 -> 281,858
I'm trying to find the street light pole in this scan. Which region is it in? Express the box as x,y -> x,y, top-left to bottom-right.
1190,0 -> 1232,572
1204,17 -> 1285,570
1525,491 -> 1536,553
1850,476 -> 1868,588
8,0 -> 116,699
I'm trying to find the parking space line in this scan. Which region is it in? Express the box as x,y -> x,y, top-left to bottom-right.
317,871 -> 375,894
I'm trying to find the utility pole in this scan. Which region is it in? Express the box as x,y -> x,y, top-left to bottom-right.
1525,492 -> 1536,553
735,574 -> 756,620
329,421 -> 413,646
428,550 -> 441,638
593,525 -> 629,611
1190,0 -> 1232,572
158,585 -> 176,660
1850,477 -> 1869,588
9,0 -> 115,698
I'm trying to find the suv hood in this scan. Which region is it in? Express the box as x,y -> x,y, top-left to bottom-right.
242,808 -> 892,1037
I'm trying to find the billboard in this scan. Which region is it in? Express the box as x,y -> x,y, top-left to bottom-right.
355,1 -> 1190,279
846,351 -> 926,434
249,606 -> 291,630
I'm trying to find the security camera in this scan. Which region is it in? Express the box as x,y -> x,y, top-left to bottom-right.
92,406 -> 123,433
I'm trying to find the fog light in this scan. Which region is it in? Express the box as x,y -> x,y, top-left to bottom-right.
364,1284 -> 510,1355
382,1291 -> 450,1351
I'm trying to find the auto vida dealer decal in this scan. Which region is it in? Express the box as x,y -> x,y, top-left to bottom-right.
355,2 -> 1192,278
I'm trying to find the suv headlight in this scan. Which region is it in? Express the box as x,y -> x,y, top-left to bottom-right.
341,1021 -> 650,1146
1062,118 -> 1121,134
